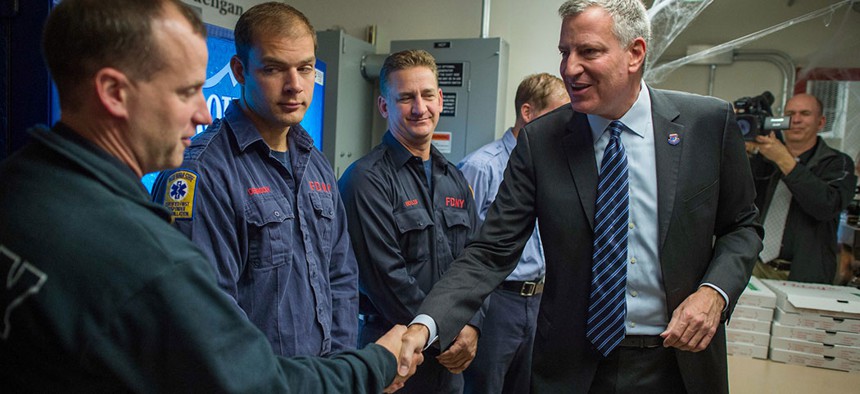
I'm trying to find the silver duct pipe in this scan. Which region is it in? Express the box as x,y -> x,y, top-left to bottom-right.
481,0 -> 491,38
360,53 -> 388,81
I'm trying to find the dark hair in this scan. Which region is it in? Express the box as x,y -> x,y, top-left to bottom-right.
514,73 -> 567,120
234,2 -> 316,66
42,0 -> 205,109
379,49 -> 438,97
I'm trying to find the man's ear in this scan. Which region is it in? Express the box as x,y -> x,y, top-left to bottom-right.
520,103 -> 534,123
94,67 -> 131,119
628,37 -> 647,74
230,55 -> 246,85
378,95 -> 389,119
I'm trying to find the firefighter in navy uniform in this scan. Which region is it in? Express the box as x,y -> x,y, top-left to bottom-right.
151,2 -> 358,358
338,50 -> 481,394
0,1 -> 414,392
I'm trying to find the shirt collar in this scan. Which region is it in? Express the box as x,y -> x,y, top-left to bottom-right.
383,130 -> 449,174
224,99 -> 316,153
53,122 -> 142,185
587,80 -> 652,140
797,137 -> 820,164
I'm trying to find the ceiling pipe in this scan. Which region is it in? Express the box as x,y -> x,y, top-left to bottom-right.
733,50 -> 796,113
481,0 -> 491,38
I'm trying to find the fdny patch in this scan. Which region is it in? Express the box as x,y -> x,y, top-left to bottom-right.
163,170 -> 198,220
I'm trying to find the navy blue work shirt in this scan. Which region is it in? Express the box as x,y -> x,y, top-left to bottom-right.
152,101 -> 358,357
338,131 -> 480,336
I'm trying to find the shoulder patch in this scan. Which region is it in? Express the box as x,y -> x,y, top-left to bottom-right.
163,170 -> 198,220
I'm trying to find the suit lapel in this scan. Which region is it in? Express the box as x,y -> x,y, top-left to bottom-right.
650,89 -> 684,251
563,113 -> 598,230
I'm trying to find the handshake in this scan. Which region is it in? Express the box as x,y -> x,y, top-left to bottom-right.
374,324 -> 479,393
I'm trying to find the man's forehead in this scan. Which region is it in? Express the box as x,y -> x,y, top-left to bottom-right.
787,96 -> 819,111
390,67 -> 437,88
251,33 -> 315,54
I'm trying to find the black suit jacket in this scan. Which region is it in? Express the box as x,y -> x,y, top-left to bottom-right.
418,88 -> 763,393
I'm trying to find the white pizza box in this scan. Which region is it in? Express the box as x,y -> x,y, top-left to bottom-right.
769,347 -> 860,372
726,341 -> 768,359
770,336 -> 860,362
726,317 -> 772,333
732,304 -> 774,322
774,306 -> 860,334
726,327 -> 770,347
738,276 -> 777,308
771,320 -> 860,347
761,279 -> 860,319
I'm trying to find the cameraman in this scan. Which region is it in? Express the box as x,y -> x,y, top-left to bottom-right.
747,93 -> 856,284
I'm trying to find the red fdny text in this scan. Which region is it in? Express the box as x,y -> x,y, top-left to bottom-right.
247,186 -> 271,195
445,197 -> 465,208
404,199 -> 419,207
308,181 -> 332,193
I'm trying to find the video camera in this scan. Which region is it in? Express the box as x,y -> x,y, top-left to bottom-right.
733,91 -> 790,141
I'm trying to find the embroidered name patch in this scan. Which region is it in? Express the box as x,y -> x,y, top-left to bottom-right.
163,170 -> 197,220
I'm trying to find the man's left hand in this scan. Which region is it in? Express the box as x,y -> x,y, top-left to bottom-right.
660,286 -> 725,352
436,325 -> 479,373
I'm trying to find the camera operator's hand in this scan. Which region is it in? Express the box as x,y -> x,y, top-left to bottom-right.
753,132 -> 797,175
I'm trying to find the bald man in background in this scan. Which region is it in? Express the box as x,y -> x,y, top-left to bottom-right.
748,93 -> 856,283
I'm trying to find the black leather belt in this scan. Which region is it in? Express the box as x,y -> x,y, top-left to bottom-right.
619,335 -> 663,349
498,279 -> 544,297
765,258 -> 792,271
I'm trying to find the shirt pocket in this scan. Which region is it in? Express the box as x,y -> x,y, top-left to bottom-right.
393,208 -> 433,267
309,191 -> 335,252
244,193 -> 294,269
441,207 -> 472,258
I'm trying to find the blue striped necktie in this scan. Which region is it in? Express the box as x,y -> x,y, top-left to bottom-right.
587,120 -> 629,357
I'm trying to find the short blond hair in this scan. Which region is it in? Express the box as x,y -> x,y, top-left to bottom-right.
379,50 -> 438,97
514,73 -> 567,121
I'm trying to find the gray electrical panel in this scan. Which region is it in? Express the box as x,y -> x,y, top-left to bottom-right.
317,30 -> 376,177
390,38 -> 509,164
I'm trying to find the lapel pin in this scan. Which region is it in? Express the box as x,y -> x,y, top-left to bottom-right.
667,133 -> 680,146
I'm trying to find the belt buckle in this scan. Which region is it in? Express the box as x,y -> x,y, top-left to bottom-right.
520,281 -> 537,296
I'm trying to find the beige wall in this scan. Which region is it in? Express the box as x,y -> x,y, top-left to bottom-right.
197,0 -> 860,134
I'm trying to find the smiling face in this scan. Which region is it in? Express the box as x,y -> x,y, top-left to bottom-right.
231,32 -> 316,134
558,6 -> 645,120
782,93 -> 825,149
125,4 -> 211,174
378,66 -> 443,150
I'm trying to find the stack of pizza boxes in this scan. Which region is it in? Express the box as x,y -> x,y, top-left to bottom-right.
762,279 -> 860,372
726,276 -> 777,359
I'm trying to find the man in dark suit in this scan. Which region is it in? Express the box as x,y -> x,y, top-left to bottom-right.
396,0 -> 763,392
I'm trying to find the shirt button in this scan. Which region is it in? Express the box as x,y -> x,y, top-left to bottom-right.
629,222 -> 635,229
629,322 -> 637,328
274,211 -> 281,217
630,257 -> 637,264
631,290 -> 638,297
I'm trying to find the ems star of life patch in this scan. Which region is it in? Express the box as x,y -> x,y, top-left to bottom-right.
163,170 -> 197,220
